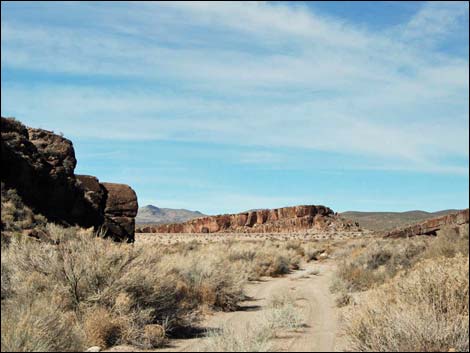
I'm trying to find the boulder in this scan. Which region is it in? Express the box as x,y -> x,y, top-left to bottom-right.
102,183 -> 138,218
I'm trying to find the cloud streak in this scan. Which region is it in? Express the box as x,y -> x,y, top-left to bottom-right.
1,1 -> 468,175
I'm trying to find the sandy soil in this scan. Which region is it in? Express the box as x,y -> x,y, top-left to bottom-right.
106,260 -> 345,352
136,231 -> 369,245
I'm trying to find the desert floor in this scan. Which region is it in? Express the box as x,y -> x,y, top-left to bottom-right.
107,233 -> 348,352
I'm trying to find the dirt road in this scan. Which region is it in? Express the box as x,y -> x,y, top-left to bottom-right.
108,261 -> 343,352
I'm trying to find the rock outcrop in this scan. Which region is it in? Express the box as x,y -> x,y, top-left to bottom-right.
136,205 -> 359,234
101,182 -> 138,241
385,209 -> 469,238
1,117 -> 138,242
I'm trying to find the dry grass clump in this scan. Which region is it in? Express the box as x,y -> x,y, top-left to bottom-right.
304,245 -> 327,261
334,227 -> 469,294
334,291 -> 353,308
204,322 -> 272,352
334,237 -> 428,292
1,294 -> 83,352
423,225 -> 469,259
335,228 -> 469,351
225,241 -> 301,280
83,307 -> 123,348
1,184 -> 47,237
203,292 -> 304,352
345,255 -> 469,352
302,239 -> 338,261
161,249 -> 246,312
284,240 -> 305,257
142,324 -> 166,348
264,293 -> 304,331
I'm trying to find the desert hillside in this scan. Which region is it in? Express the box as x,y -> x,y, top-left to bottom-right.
340,209 -> 461,231
136,205 -> 205,224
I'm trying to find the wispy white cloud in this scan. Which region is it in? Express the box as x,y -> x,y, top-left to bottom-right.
1,1 -> 468,175
401,1 -> 469,44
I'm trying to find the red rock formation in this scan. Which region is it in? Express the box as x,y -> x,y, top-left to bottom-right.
1,117 -> 138,242
385,209 -> 469,238
136,205 -> 359,234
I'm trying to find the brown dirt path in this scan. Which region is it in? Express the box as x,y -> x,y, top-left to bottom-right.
106,261 -> 343,352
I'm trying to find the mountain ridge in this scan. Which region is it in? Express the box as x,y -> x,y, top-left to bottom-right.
340,209 -> 461,231
136,204 -> 205,224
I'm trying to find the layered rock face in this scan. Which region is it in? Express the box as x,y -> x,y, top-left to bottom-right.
1,117 -> 138,242
385,209 -> 469,238
137,205 -> 359,234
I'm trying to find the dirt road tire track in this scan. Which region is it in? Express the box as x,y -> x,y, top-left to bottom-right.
107,261 -> 341,352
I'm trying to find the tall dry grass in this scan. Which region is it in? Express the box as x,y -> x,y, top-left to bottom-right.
345,255 -> 469,352
1,183 -> 47,241
334,224 -> 469,352
333,226 -> 468,294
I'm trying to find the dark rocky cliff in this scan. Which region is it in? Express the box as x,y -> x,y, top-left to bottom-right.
1,117 -> 138,242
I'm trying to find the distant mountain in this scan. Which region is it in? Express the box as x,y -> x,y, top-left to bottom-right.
136,205 -> 205,224
340,209 -> 461,232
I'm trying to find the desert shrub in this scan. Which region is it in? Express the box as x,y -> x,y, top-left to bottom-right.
161,250 -> 246,312
83,307 -> 123,348
264,293 -> 303,330
143,324 -> 166,348
366,248 -> 392,269
225,242 -> 301,281
1,221 -> 309,351
303,245 -> 326,261
251,248 -> 300,278
334,238 -> 428,292
424,225 -> 469,259
1,184 -> 47,235
284,240 -> 305,257
204,322 -> 272,352
345,255 -> 469,352
335,230 -> 469,295
228,248 -> 257,262
335,291 -> 353,308
1,295 -> 84,352
1,226 -> 269,350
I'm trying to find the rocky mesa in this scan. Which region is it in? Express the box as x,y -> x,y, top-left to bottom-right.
1,117 -> 138,242
137,205 -> 359,234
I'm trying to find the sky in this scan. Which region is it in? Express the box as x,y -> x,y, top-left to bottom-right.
1,1 -> 469,214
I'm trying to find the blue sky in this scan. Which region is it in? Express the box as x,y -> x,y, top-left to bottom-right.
1,1 -> 469,214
